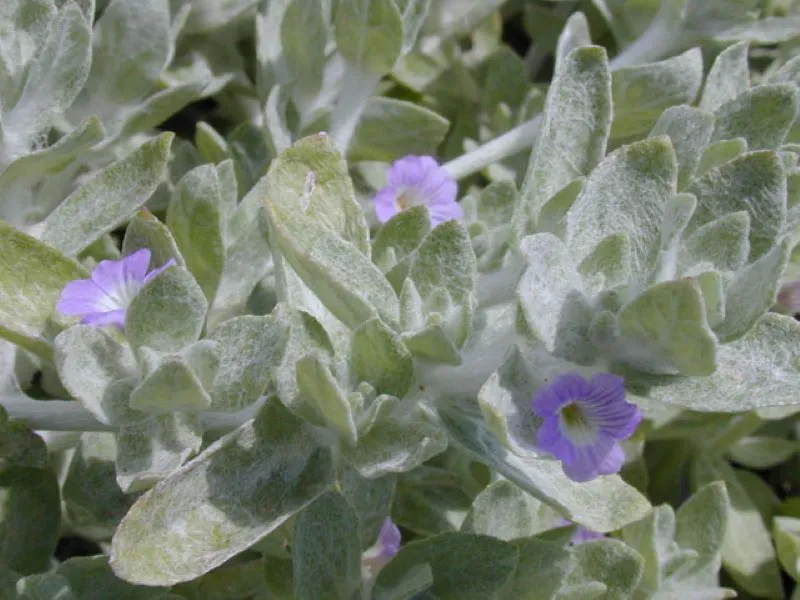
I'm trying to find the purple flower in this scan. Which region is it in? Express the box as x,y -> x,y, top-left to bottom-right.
362,518 -> 401,572
375,155 -> 462,227
532,373 -> 642,482
776,281 -> 800,317
557,517 -> 604,544
57,249 -> 175,329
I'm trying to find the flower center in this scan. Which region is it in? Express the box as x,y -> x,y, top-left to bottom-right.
395,187 -> 423,210
105,279 -> 144,311
559,401 -> 597,446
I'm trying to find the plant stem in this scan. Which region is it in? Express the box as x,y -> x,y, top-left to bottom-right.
0,396 -> 260,433
2,398 -> 112,431
442,115 -> 542,181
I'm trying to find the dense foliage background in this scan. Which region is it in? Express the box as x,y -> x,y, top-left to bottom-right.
3,0 -> 800,598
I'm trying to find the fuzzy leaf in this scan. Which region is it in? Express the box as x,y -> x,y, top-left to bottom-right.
515,46 -> 611,234
350,98 -> 450,162
40,134 -> 173,257
292,492 -> 362,600
646,314 -> 800,411
167,165 -> 226,304
334,0 -> 403,74
0,222 -> 87,358
373,533 -> 519,600
126,267 -> 208,353
110,400 -> 334,585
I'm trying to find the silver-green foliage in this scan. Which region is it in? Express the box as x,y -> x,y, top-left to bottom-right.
1,0 -> 800,597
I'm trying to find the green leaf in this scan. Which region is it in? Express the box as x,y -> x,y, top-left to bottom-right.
0,117 -> 104,223
611,49 -> 703,140
410,220 -> 477,305
614,280 -> 717,376
181,0 -> 261,34
58,556 -> 169,600
696,138 -> 748,176
480,47 -> 530,114
699,41 -> 750,112
646,314 -> 800,411
729,436 -> 800,469
372,205 -> 431,273
334,0 -> 403,74
687,150 -> 786,260
195,122 -> 230,165
498,536 -> 574,600
694,270 -> 726,329
477,345 -> 541,456
296,355 -> 358,445
566,136 -> 678,283
228,122 -> 271,195
119,82 -> 205,140
76,0 -> 170,114
209,314 -> 288,412
712,84 -> 799,150
274,307 -> 338,423
62,433 -> 136,539
339,466 -> 396,548
714,239 -> 790,342
438,406 -> 651,532
210,187 -> 272,326
352,318 -> 413,398
561,539 -> 643,600
167,165 -> 227,304
263,137 -> 398,328
373,563 -> 433,600
4,4 -> 91,140
342,417 -> 448,478
40,133 -> 173,257
0,221 -> 87,358
280,0 -> 327,104
774,516 -> 800,581
373,533 -> 519,600
461,479 -> 557,541
652,192 -> 696,283
515,46 -> 611,234
649,106 -> 715,191
15,573 -> 76,600
517,234 -> 584,352
674,481 -> 730,583
54,325 -> 139,425
292,492 -> 362,600
679,211 -> 750,273
350,98 -> 450,162
126,266 -> 208,353
116,412 -> 203,493
692,455 -> 784,598
110,400 -> 334,585
129,351 -> 214,413
0,414 -> 60,575
122,210 -> 185,269
537,177 -> 584,238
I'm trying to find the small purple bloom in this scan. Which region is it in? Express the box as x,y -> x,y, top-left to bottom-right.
776,281 -> 800,317
362,518 -> 401,573
57,249 -> 175,329
375,155 -> 462,227
557,517 -> 604,544
532,373 -> 642,483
